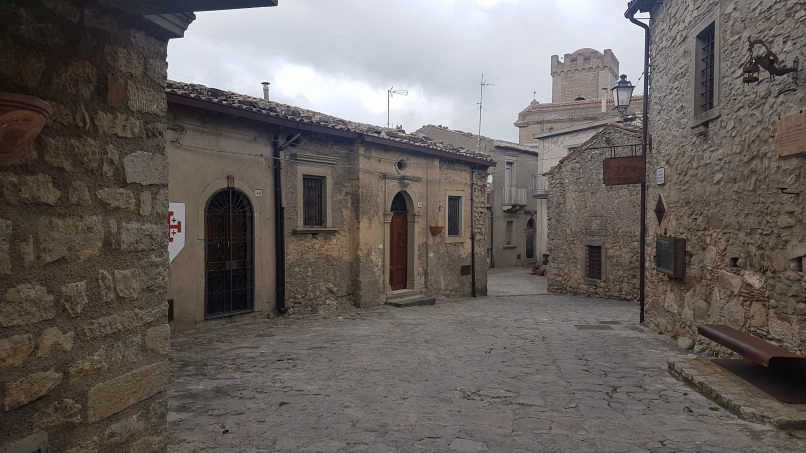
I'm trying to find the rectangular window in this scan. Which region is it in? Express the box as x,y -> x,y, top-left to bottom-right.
585,245 -> 602,280
448,196 -> 461,236
506,221 -> 513,245
696,23 -> 715,113
303,176 -> 324,227
692,11 -> 720,126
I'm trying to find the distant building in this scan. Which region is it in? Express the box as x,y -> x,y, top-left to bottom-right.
515,48 -> 642,170
546,124 -> 642,300
415,125 -> 544,269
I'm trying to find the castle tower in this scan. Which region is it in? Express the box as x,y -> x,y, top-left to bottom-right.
550,48 -> 619,103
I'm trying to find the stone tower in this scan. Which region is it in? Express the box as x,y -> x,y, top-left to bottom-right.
550,48 -> 620,103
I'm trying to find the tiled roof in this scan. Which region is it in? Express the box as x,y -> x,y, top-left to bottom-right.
519,96 -> 643,114
165,81 -> 495,165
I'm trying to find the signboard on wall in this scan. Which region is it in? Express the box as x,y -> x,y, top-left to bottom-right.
603,156 -> 646,186
168,202 -> 185,263
777,110 -> 806,156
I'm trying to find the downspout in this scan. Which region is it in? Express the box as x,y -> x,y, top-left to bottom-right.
470,169 -> 477,297
626,1 -> 651,324
274,132 -> 301,314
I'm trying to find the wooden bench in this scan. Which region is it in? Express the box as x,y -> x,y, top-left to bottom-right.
697,324 -> 806,371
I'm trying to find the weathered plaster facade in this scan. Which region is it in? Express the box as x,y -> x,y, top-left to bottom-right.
547,125 -> 642,300
630,0 -> 806,353
165,83 -> 494,327
415,125 -> 544,269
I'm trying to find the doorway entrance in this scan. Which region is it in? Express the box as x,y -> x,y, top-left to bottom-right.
205,188 -> 255,318
389,192 -> 408,291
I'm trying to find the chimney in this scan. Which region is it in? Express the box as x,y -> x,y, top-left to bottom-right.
261,82 -> 270,101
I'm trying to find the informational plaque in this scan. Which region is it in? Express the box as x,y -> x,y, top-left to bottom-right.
777,110 -> 806,156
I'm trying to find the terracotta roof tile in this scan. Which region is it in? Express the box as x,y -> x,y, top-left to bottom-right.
166,81 -> 495,165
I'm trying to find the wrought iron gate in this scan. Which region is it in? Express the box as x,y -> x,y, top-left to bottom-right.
205,189 -> 254,318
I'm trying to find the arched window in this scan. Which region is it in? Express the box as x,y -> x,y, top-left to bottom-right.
205,188 -> 254,318
525,218 -> 535,259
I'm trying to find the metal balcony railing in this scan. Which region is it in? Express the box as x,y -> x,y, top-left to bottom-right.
530,174 -> 549,199
503,186 -> 527,206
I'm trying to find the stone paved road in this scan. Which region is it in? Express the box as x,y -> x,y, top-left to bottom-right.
168,269 -> 806,452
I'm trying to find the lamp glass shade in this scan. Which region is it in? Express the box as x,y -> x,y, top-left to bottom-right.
611,74 -> 635,109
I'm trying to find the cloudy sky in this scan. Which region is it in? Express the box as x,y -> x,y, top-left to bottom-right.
167,0 -> 647,143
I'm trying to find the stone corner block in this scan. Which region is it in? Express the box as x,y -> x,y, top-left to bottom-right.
86,361 -> 168,423
123,151 -> 167,186
3,368 -> 63,411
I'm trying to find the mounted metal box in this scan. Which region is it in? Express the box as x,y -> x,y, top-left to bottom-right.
656,236 -> 686,279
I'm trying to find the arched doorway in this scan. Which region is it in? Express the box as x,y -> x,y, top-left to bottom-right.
525,218 -> 535,260
205,188 -> 254,318
389,192 -> 408,291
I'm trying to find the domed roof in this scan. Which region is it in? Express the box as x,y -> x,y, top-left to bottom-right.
570,48 -> 603,60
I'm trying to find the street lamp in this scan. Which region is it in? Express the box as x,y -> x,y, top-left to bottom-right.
387,86 -> 408,128
611,74 -> 635,121
611,72 -> 647,325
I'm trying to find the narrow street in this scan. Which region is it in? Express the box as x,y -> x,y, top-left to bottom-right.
168,268 -> 806,452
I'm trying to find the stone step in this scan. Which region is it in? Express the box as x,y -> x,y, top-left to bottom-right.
387,297 -> 436,308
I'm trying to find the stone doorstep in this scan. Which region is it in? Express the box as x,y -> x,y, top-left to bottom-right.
385,290 -> 436,308
668,357 -> 806,430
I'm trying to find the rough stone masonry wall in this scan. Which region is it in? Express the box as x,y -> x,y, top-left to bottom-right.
283,135 -> 359,315
547,126 -> 641,301
1,2 -> 171,451
644,0 -> 806,353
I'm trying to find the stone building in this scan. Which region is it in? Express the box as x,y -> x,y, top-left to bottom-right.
0,1 -> 277,452
546,124 -> 642,300
166,83 -> 495,330
625,0 -> 806,353
515,48 -> 642,170
415,125 -> 544,269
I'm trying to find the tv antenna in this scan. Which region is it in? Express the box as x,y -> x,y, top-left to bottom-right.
478,74 -> 494,152
387,86 -> 408,128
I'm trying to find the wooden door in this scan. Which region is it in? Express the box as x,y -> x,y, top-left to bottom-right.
389,212 -> 408,290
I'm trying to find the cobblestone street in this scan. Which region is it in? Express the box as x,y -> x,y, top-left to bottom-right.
168,269 -> 806,452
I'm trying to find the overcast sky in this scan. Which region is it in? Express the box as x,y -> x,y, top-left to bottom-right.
167,0 -> 647,143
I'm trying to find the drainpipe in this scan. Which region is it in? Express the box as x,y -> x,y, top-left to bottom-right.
273,132 -> 300,313
626,1 -> 651,324
470,169 -> 477,297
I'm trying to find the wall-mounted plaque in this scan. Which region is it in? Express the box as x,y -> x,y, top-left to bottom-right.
777,110 -> 806,156
656,167 -> 665,185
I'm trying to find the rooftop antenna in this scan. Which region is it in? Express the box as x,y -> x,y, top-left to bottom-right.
387,86 -> 408,128
478,74 -> 494,152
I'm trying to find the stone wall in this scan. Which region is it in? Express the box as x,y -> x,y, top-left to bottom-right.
642,0 -> 806,353
284,135 -> 360,315
547,125 -> 641,300
550,49 -> 619,103
1,1 -> 172,451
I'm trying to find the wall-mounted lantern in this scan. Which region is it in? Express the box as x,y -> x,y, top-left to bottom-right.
741,37 -> 798,85
0,92 -> 52,162
611,74 -> 635,121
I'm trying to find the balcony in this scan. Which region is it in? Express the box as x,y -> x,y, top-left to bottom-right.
503,186 -> 527,212
530,174 -> 549,199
